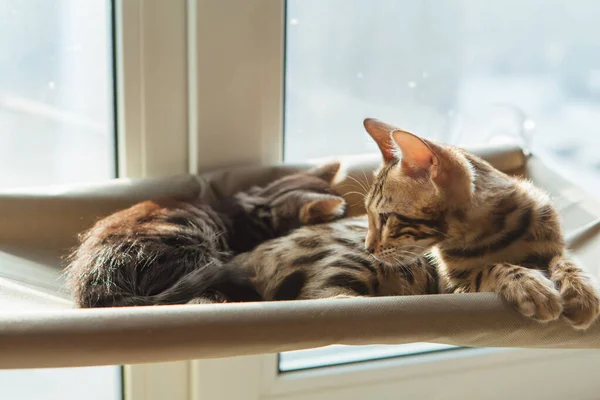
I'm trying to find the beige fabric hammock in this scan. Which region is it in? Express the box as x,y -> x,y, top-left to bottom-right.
1,144 -> 600,369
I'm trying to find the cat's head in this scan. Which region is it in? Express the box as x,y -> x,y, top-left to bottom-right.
230,162 -> 347,249
362,118 -> 476,265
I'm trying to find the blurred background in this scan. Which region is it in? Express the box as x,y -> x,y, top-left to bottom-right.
284,0 -> 600,198
0,0 -> 114,188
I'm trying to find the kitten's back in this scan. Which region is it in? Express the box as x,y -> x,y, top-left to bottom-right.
237,216 -> 439,301
66,162 -> 347,308
67,199 -> 228,307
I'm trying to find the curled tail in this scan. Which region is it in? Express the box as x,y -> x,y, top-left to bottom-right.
105,263 -> 262,307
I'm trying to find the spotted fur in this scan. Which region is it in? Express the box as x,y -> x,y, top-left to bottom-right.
363,117 -> 600,330
225,216 -> 439,301
66,162 -> 347,308
140,216 -> 438,305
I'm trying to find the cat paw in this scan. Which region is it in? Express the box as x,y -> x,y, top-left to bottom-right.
500,271 -> 563,323
328,294 -> 358,299
559,278 -> 600,330
187,296 -> 223,304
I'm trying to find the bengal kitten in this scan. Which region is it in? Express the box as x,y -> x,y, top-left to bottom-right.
362,117 -> 600,329
66,162 -> 347,308
130,215 -> 439,305
229,216 -> 439,301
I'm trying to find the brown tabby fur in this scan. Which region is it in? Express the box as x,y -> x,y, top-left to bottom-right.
66,163 -> 347,308
362,117 -> 600,330
206,216 -> 438,302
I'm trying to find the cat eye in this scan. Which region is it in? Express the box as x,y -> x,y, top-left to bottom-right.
389,233 -> 412,240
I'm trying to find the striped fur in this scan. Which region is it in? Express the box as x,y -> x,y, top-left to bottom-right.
229,216 -> 439,301
363,118 -> 600,330
66,162 -> 347,308
176,216 -> 439,304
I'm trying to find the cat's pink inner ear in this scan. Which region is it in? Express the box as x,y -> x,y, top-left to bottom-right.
363,118 -> 398,163
299,196 -> 346,224
391,130 -> 439,179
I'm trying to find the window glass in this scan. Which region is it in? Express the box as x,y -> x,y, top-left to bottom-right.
279,344 -> 455,372
0,367 -> 122,400
0,1 -> 121,397
0,0 -> 115,188
282,0 -> 600,370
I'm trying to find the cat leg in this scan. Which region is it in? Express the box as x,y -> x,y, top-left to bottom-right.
478,263 -> 563,323
549,256 -> 600,330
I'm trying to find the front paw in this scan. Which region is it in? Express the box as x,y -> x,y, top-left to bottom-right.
559,277 -> 600,330
500,271 -> 563,323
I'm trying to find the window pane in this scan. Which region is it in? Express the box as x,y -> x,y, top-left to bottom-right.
283,0 -> 600,370
0,0 -> 115,188
279,344 -> 456,372
284,0 -> 600,179
0,1 -> 120,397
0,366 -> 122,400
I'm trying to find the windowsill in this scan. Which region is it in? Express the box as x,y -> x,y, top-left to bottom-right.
279,343 -> 458,372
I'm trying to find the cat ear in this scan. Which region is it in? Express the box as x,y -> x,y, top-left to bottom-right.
306,161 -> 341,184
363,118 -> 397,163
391,129 -> 440,180
299,194 -> 346,224
364,118 -> 439,179
392,125 -> 473,203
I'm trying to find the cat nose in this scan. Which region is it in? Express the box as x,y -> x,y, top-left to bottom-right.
365,233 -> 377,254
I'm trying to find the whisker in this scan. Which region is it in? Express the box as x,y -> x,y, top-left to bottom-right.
345,175 -> 369,194
352,170 -> 370,187
343,191 -> 367,199
348,200 -> 366,209
427,227 -> 451,239
395,248 -> 429,263
397,250 -> 423,259
360,168 -> 371,187
342,177 -> 365,191
392,257 -> 408,267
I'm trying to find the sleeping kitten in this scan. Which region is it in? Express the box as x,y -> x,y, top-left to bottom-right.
362,117 -> 600,329
66,162 -> 346,308
230,216 -> 438,301
130,215 -> 438,305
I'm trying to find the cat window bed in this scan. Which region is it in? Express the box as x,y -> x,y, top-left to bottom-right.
1,144 -> 600,369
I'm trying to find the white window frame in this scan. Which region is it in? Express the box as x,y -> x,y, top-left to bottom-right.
117,1 -> 600,399
115,1 -> 191,399
116,0 -> 189,179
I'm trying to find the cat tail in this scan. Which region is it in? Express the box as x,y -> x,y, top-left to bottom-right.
108,262 -> 262,307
